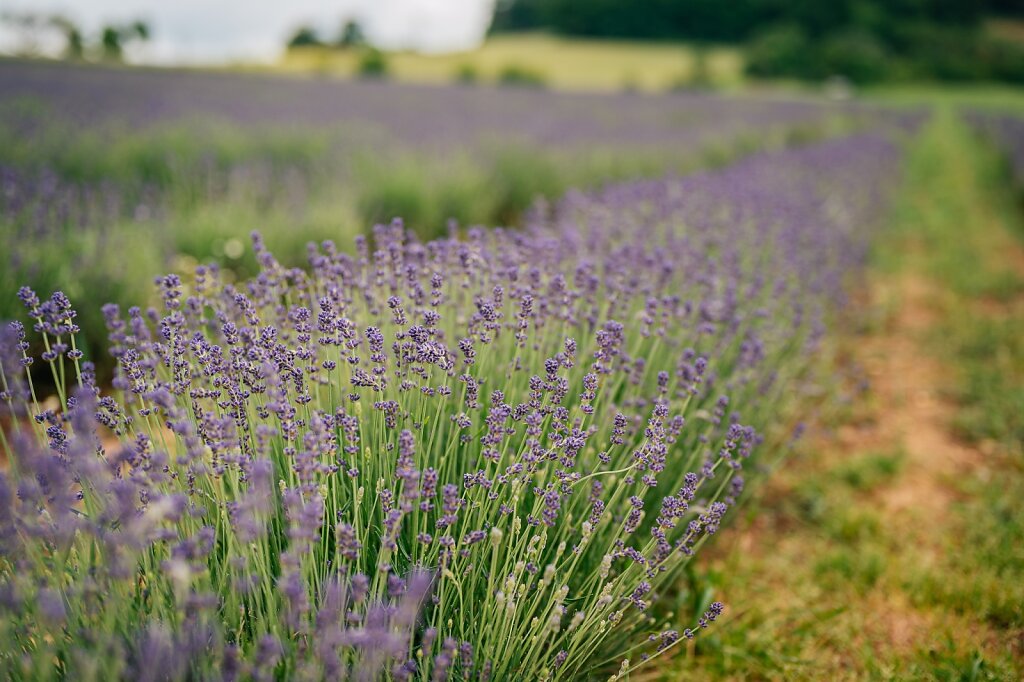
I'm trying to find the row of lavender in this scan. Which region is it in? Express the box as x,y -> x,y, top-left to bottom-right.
2,60 -> 879,373
4,59 -> 892,244
0,130 -> 904,680
965,111 -> 1024,188
0,60 -> 841,146
0,59 -> 841,229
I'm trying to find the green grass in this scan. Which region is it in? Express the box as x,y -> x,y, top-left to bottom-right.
865,83 -> 1024,113
898,111 -> 1024,635
832,449 -> 905,491
888,110 -> 1024,449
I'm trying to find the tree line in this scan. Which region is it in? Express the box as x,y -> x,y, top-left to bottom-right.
490,0 -> 1024,83
1,12 -> 149,62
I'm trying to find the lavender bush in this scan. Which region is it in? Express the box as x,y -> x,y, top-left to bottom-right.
0,132 -> 900,680
965,111 -> 1024,189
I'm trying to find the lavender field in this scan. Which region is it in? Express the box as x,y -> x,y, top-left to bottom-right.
3,60 -> 897,373
1,57 -> 1022,681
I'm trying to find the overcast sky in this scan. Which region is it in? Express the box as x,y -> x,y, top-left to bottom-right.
0,0 -> 497,63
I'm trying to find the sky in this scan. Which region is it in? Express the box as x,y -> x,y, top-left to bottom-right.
0,0 -> 497,63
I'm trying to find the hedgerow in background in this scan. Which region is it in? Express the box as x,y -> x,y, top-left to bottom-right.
0,131 -> 902,679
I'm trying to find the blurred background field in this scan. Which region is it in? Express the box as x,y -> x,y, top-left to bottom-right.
274,33 -> 744,91
1,56 -> 888,377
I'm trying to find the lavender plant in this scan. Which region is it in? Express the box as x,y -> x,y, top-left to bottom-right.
0,133 -> 900,680
965,111 -> 1024,190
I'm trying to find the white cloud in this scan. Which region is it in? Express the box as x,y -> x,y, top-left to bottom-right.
0,0 -> 495,63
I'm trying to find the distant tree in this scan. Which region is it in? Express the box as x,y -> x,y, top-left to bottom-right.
489,0 -> 546,34
989,0 -> 1024,17
98,21 -> 149,61
65,27 -> 84,59
100,21 -> 149,61
287,26 -> 322,49
337,19 -> 366,48
819,29 -> 890,83
0,12 -> 148,62
357,47 -> 389,78
130,20 -> 150,42
745,25 -> 814,79
488,0 -> 1022,83
489,0 -> 768,41
488,0 -> 990,42
49,15 -> 84,60
101,27 -> 121,60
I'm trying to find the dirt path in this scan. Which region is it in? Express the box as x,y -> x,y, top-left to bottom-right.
850,272 -> 984,523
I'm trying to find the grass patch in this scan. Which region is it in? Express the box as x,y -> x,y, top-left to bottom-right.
893,110 -> 1024,632
948,314 -> 1024,445
833,449 -> 905,491
814,546 -> 886,591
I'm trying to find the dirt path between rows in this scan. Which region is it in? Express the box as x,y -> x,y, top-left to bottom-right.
845,272 -> 984,524
836,268 -> 999,658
